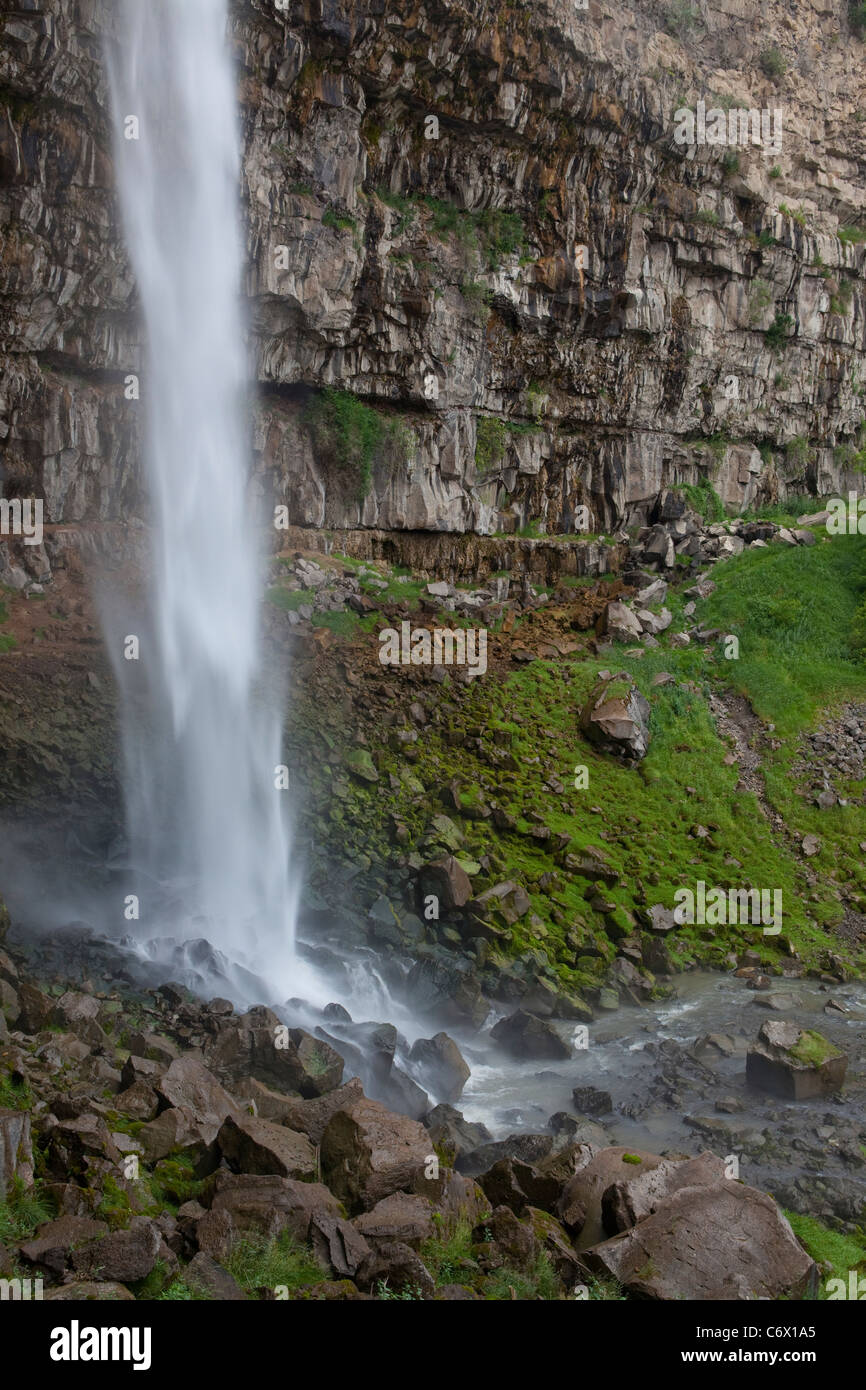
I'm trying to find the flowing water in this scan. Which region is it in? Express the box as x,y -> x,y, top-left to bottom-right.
104,0 -> 308,1000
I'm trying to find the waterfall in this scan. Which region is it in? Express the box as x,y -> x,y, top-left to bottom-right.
105,0 -> 300,1000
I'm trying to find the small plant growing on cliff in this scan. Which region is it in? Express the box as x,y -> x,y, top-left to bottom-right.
765,312 -> 794,352
748,278 -> 774,324
322,206 -> 357,233
475,416 -> 509,474
759,46 -> 787,80
664,1 -> 700,38
838,224 -> 866,244
305,388 -> 413,500
849,1 -> 866,37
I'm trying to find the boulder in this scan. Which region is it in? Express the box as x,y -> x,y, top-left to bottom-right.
472,1205 -> 540,1271
580,675 -> 650,761
457,1132 -> 554,1178
49,992 -> 108,1050
14,982 -> 52,1034
44,1282 -> 136,1301
156,1056 -> 241,1141
70,1216 -> 162,1283
405,956 -> 488,1030
418,856 -> 473,912
355,1240 -> 435,1298
252,1078 -> 364,1142
408,1033 -> 470,1104
571,1086 -> 612,1116
583,1181 -> 818,1300
310,1212 -> 372,1279
746,1020 -> 847,1100
216,1114 -> 317,1180
208,1172 -> 339,1243
353,1193 -> 435,1251
249,1025 -> 344,1098
477,1157 -> 560,1216
19,1215 -> 109,1279
599,600 -> 643,643
490,1009 -> 572,1061
423,1104 -> 492,1161
185,1251 -> 248,1300
600,1151 -> 727,1233
321,1096 -> 433,1212
0,1107 -> 33,1199
557,1147 -> 665,1245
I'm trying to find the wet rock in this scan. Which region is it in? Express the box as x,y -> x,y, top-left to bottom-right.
320,1095 -> 433,1212
490,1009 -> 572,1061
405,956 -> 488,1030
746,1021 -> 847,1100
472,1205 -> 540,1272
457,1132 -> 554,1178
49,992 -> 108,1050
408,1032 -> 471,1104
571,1086 -> 612,1116
601,1151 -> 727,1233
477,1158 -> 560,1216
216,1114 -> 318,1180
423,1104 -> 492,1160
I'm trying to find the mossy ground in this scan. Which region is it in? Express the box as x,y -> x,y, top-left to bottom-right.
288,526 -> 866,987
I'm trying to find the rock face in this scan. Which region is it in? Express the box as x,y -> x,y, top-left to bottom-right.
580,675 -> 651,761
2,0 -> 866,593
746,1020 -> 847,1099
584,1174 -> 817,1301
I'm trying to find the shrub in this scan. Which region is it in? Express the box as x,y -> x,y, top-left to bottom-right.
664,1 -> 701,37
305,388 -> 413,499
759,46 -> 787,79
765,312 -> 793,351
475,417 -> 509,473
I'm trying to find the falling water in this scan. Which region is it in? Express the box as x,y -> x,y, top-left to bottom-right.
105,0 -> 300,999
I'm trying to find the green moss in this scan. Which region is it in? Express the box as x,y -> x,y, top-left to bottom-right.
788,1029 -> 842,1068
482,1252 -> 561,1300
622,1153 -> 642,1165
784,1211 -> 866,1274
303,388 -> 414,499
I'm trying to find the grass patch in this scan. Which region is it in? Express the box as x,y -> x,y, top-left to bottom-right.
223,1230 -> 326,1298
304,388 -> 413,500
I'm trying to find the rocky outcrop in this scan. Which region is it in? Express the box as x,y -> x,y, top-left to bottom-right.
746,1019 -> 847,1099
3,0 -> 866,581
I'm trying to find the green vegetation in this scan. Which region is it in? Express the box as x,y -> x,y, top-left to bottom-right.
322,207 -> 357,233
748,278 -> 774,324
679,480 -> 726,523
664,1 -> 701,38
475,417 -> 509,473
0,1073 -> 33,1110
223,1230 -> 326,1298
779,203 -> 807,228
759,46 -> 787,79
788,1029 -> 842,1067
849,1 -> 866,38
482,1252 -> 561,1300
838,224 -> 866,244
784,1211 -> 866,1276
769,165 -> 782,180
304,388 -> 414,499
765,312 -> 794,352
0,1177 -> 54,1245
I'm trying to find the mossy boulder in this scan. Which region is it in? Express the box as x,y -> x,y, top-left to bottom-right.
746,1020 -> 846,1100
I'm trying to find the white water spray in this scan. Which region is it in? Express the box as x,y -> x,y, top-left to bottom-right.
106,0 -> 301,999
